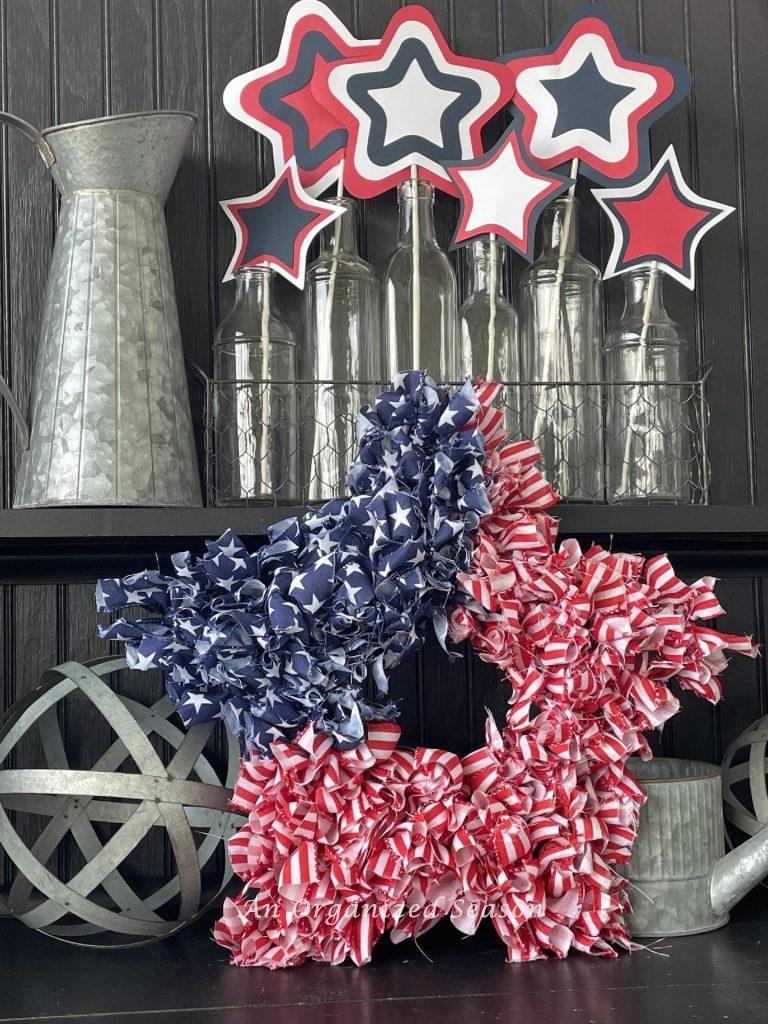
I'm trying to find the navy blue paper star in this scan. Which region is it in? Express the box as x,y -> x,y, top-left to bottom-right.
543,54 -> 635,143
220,158 -> 343,287
314,6 -> 514,198
499,3 -> 692,184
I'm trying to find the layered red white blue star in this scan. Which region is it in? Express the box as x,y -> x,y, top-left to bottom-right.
220,159 -> 343,288
223,0 -> 376,197
312,5 -> 515,198
592,146 -> 734,289
444,121 -> 574,261
499,3 -> 691,185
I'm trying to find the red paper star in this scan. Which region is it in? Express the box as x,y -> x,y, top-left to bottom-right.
223,1 -> 376,197
593,146 -> 733,288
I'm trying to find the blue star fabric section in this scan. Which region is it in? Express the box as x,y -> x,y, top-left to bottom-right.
97,373 -> 490,755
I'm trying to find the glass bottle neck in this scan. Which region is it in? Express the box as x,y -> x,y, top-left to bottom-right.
320,198 -> 359,255
232,268 -> 275,309
540,198 -> 579,255
397,179 -> 437,245
622,268 -> 666,319
466,240 -> 505,296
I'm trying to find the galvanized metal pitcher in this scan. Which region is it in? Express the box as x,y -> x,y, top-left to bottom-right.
626,757 -> 768,936
0,110 -> 202,507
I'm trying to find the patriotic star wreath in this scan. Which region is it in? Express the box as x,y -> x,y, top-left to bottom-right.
98,374 -> 756,970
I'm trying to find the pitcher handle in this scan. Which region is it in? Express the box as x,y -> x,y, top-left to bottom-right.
0,111 -> 55,451
0,372 -> 30,451
0,111 -> 56,167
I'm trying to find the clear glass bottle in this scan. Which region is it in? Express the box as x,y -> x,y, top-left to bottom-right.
304,198 -> 382,500
519,196 -> 603,501
604,268 -> 690,503
212,267 -> 299,504
459,238 -> 519,381
383,178 -> 461,381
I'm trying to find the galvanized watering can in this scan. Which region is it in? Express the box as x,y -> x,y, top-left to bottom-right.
0,110 -> 202,507
626,757 -> 768,936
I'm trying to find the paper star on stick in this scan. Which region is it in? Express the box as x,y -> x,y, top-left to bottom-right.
445,122 -> 574,261
499,3 -> 691,185
313,4 -> 515,198
223,0 -> 376,197
592,145 -> 734,289
220,158 -> 344,288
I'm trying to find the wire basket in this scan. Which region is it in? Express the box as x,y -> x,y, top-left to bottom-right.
201,375 -> 710,507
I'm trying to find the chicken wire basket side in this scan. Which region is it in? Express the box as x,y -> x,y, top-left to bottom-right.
201,374 -> 710,507
202,377 -> 384,507
500,373 -> 710,505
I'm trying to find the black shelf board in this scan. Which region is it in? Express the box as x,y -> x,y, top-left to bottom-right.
0,503 -> 765,540
0,504 -> 765,583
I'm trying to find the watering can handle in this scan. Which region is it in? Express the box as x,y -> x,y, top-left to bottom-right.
0,112 -> 56,453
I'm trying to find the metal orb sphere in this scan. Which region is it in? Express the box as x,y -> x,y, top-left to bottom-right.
722,715 -> 768,839
0,657 -> 243,947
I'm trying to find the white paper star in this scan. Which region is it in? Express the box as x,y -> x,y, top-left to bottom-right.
461,144 -> 554,239
369,59 -> 461,148
320,7 -> 511,196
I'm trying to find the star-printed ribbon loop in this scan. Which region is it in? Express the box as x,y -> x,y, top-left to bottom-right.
499,3 -> 692,185
313,5 -> 515,198
223,0 -> 377,197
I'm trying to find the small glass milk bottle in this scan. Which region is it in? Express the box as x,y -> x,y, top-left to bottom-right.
519,196 -> 603,500
212,267 -> 299,504
383,178 -> 461,381
304,198 -> 382,500
604,267 -> 690,503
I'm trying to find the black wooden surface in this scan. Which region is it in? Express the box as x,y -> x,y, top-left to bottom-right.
3,891 -> 768,1023
0,0 -> 767,887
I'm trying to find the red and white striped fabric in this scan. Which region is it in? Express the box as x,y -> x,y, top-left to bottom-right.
216,377 -> 756,971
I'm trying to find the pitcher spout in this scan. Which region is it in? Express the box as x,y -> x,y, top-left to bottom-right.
710,826 -> 768,917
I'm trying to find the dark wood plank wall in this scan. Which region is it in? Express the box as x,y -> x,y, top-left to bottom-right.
0,0 -> 766,886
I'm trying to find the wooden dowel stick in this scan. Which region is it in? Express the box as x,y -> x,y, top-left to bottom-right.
618,261 -> 660,497
533,158 -> 580,446
411,163 -> 421,369
323,158 -> 345,354
487,233 -> 497,381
